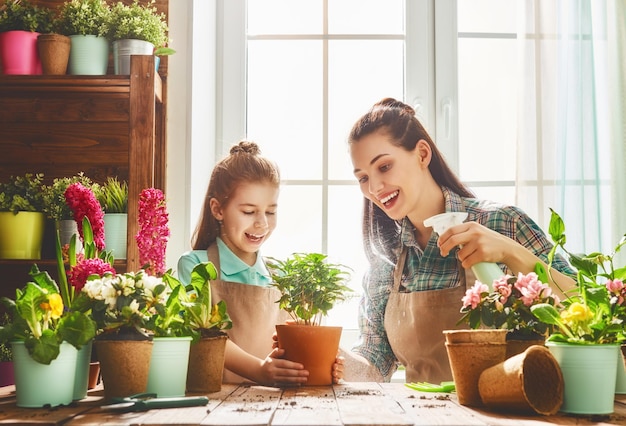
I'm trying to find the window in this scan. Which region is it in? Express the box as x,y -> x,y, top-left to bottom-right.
217,0 -> 551,328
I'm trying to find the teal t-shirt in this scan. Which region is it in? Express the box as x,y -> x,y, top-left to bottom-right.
177,238 -> 272,287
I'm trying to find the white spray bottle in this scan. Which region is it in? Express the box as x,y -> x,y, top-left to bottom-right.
423,212 -> 503,290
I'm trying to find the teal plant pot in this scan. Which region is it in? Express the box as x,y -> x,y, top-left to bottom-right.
146,336 -> 192,397
73,341 -> 93,401
12,341 -> 77,408
546,341 -> 619,414
103,213 -> 128,259
68,35 -> 109,75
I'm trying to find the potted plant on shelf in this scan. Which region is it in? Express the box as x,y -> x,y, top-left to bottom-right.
56,0 -> 111,75
0,173 -> 46,260
180,261 -> 232,393
42,173 -> 99,248
36,5 -> 72,75
96,176 -> 128,259
0,0 -> 52,74
266,252 -> 352,385
106,0 -> 168,75
530,209 -> 626,415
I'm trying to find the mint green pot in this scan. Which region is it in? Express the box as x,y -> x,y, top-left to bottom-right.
12,341 -> 77,408
146,336 -> 192,397
546,341 -> 619,414
73,341 -> 93,401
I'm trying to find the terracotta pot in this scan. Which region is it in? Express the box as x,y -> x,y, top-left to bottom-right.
275,324 -> 342,386
95,339 -> 153,402
478,345 -> 563,415
88,362 -> 100,389
186,334 -> 228,393
443,329 -> 507,407
37,34 -> 70,75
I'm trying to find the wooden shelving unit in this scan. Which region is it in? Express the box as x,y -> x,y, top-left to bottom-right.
0,55 -> 165,300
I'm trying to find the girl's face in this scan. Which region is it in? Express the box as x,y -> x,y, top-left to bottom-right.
350,131 -> 431,221
210,181 -> 279,265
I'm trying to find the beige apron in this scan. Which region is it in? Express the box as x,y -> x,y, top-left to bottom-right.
384,246 -> 474,384
207,244 -> 291,383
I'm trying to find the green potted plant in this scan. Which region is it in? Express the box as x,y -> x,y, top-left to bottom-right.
97,177 -> 128,259
36,4 -> 73,75
266,252 -> 352,385
107,0 -> 169,75
179,262 -> 232,393
0,0 -> 52,74
0,173 -> 46,259
56,0 -> 111,75
0,312 -> 14,387
531,209 -> 626,414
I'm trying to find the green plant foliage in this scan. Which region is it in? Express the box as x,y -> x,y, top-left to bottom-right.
0,312 -> 12,362
0,173 -> 45,214
42,172 -> 100,221
97,176 -> 128,213
55,0 -> 110,37
0,0 -> 53,33
266,253 -> 353,326
107,0 -> 168,47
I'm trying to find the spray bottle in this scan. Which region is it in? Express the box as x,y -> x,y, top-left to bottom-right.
423,212 -> 503,290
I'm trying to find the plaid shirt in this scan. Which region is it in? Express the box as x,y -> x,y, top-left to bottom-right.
352,187 -> 575,380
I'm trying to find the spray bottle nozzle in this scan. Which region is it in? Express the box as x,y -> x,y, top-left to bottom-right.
423,212 -> 468,235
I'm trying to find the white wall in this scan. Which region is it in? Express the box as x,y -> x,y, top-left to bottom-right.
165,1 -> 216,273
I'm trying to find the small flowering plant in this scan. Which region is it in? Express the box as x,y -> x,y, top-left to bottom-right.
531,209 -> 626,344
460,271 -> 560,338
136,188 -> 170,276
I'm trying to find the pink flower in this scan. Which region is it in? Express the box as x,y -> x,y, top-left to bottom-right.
462,281 -> 489,309
606,279 -> 625,305
64,183 -> 106,251
136,188 -> 170,276
493,275 -> 513,303
68,258 -> 116,292
514,272 -> 551,306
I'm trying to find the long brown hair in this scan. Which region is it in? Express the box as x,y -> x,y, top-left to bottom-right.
191,141 -> 280,250
348,97 -> 473,197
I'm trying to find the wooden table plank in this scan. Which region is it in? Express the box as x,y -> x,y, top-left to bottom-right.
201,384 -> 283,426
271,386 -> 342,426
333,382 -> 414,426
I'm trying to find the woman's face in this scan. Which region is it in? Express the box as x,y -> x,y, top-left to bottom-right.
210,181 -> 279,265
350,131 -> 430,221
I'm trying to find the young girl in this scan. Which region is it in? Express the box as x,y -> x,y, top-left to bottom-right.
342,98 -> 576,384
178,141 -> 340,386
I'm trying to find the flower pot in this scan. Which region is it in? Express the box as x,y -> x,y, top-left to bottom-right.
546,341 -> 620,415
147,336 -> 192,397
73,341 -> 93,401
0,361 -> 15,387
68,35 -> 109,75
275,324 -> 343,386
37,33 -> 71,75
113,39 -> 154,75
505,332 -> 545,359
0,30 -> 41,75
88,362 -> 100,389
186,334 -> 228,393
12,341 -> 77,408
103,213 -> 127,259
443,329 -> 507,406
617,345 -> 626,394
96,339 -> 153,402
59,219 -> 82,252
478,345 -> 563,415
0,211 -> 45,259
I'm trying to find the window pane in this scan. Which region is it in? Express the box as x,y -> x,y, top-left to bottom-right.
247,0 -> 323,34
328,40 -> 404,180
262,185 -> 322,259
328,0 -> 404,34
247,40 -> 323,180
457,0 -> 516,33
458,38 -> 517,182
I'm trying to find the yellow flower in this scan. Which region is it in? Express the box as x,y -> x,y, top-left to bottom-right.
41,293 -> 64,319
561,302 -> 592,323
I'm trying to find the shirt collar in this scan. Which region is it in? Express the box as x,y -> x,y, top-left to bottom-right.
216,237 -> 270,277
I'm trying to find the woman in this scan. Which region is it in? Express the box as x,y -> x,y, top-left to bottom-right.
342,98 -> 576,383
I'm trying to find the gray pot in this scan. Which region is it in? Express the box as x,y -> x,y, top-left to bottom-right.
113,39 -> 154,75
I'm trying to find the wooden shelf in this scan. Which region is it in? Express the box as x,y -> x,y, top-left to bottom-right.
0,55 -> 166,301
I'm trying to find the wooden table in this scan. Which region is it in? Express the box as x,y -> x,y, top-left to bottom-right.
1,382 -> 625,425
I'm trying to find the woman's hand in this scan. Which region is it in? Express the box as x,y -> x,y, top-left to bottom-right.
333,355 -> 345,383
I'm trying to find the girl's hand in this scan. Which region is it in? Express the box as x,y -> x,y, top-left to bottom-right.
262,347 -> 309,387
333,355 -> 345,383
